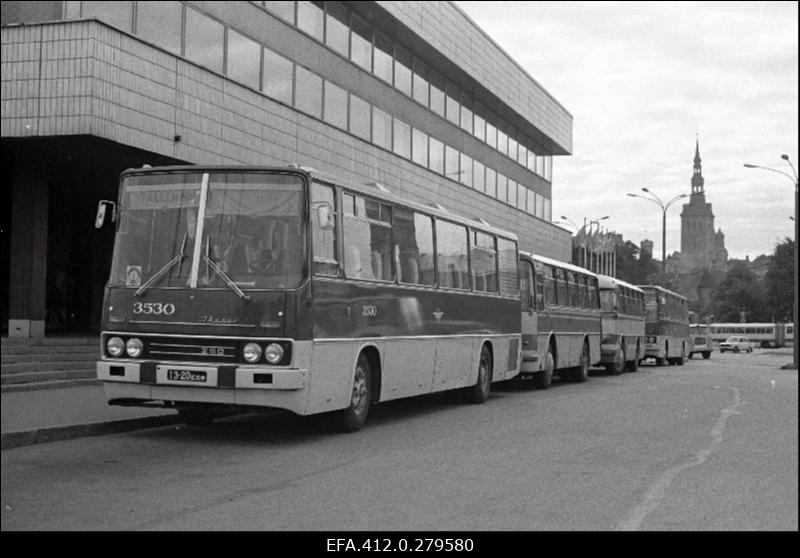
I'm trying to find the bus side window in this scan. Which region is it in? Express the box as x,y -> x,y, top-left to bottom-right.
311,183 -> 338,276
534,266 -> 545,310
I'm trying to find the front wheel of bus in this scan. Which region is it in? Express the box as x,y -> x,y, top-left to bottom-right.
626,345 -> 640,372
465,345 -> 493,404
702,351 -> 711,359
335,353 -> 372,433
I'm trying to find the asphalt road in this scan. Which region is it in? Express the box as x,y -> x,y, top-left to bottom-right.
1,349 -> 797,533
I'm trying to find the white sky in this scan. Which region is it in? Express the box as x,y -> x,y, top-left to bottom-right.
455,0 -> 798,260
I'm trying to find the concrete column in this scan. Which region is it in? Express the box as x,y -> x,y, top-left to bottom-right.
8,161 -> 48,338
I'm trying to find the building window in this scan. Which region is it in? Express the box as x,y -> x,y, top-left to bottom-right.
412,59 -> 430,107
392,118 -> 411,159
508,137 -> 518,163
350,15 -> 372,72
497,174 -> 507,203
412,128 -> 429,167
323,80 -> 348,129
349,94 -> 371,140
473,112 -> 486,143
227,29 -> 261,90
445,84 -> 460,126
297,1 -> 324,41
185,6 -> 224,74
526,187 -> 536,215
83,1 -> 133,32
460,96 -> 473,134
264,1 -> 295,23
394,46 -> 412,97
429,72 -> 446,117
445,145 -> 459,181
373,33 -> 393,84
497,128 -> 508,157
372,106 -> 392,150
295,65 -> 322,119
485,167 -> 497,198
263,48 -> 294,105
429,137 -> 444,175
136,1 -> 181,55
474,161 -> 485,193
324,2 -> 349,56
460,153 -> 473,188
485,121 -> 497,150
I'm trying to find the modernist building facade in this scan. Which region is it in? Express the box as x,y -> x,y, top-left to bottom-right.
1,1 -> 573,337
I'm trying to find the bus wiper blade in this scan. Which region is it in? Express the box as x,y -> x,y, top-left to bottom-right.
135,233 -> 188,298
205,255 -> 250,301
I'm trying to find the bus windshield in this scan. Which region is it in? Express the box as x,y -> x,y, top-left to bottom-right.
109,171 -> 306,290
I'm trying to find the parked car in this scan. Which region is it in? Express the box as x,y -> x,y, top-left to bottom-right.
719,336 -> 754,353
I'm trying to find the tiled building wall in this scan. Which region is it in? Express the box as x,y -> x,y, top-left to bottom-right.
379,1 -> 573,155
0,20 -> 570,259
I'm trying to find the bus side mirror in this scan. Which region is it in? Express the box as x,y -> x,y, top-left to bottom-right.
316,203 -> 334,230
95,200 -> 116,228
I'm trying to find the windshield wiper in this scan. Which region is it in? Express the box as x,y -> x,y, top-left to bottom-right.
135,233 -> 188,298
204,239 -> 250,301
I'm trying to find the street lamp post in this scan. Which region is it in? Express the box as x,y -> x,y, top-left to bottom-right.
627,189 -> 688,275
744,155 -> 798,370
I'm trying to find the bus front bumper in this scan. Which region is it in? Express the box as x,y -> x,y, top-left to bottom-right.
97,360 -> 308,390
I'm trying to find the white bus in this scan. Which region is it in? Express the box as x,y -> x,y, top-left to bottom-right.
597,275 -> 646,374
707,323 -> 794,349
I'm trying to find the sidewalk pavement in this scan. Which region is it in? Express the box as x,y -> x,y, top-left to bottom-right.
1,383 -> 181,450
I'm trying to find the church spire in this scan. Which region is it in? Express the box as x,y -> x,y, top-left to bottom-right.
691,135 -> 704,195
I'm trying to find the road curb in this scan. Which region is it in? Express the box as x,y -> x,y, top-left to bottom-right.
1,415 -> 184,450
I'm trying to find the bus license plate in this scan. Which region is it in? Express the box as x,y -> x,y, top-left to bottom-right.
166,369 -> 207,383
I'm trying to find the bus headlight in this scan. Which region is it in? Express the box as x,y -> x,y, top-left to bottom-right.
243,343 -> 262,363
125,338 -> 143,358
107,337 -> 125,357
264,343 -> 284,365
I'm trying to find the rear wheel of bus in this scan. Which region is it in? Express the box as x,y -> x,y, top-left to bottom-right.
606,343 -> 625,375
626,343 -> 640,372
533,342 -> 555,389
464,344 -> 493,404
335,352 -> 372,433
570,341 -> 590,383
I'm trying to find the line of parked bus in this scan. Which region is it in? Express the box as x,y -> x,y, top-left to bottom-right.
94,165 -> 691,432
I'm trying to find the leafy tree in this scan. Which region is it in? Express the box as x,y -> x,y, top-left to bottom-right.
765,237 -> 795,322
709,261 -> 768,322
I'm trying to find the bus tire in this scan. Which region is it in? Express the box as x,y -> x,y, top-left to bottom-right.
465,344 -> 493,404
571,341 -> 590,383
533,343 -> 555,389
607,343 -> 625,375
626,346 -> 640,372
335,352 -> 372,433
676,345 -> 685,365
702,351 -> 711,359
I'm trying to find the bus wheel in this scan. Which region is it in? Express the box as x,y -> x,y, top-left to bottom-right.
607,343 -> 625,375
465,344 -> 493,404
702,351 -> 711,359
335,353 -> 371,432
533,344 -> 555,389
572,342 -> 590,383
656,356 -> 667,366
626,346 -> 640,372
676,346 -> 685,366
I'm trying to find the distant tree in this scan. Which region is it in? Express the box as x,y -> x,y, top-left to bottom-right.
765,237 -> 795,322
710,261 -> 768,322
614,240 -> 660,286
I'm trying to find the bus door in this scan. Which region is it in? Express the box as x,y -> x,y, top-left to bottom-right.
519,259 -> 539,369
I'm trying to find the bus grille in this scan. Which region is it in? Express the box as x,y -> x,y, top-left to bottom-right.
144,337 -> 240,363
